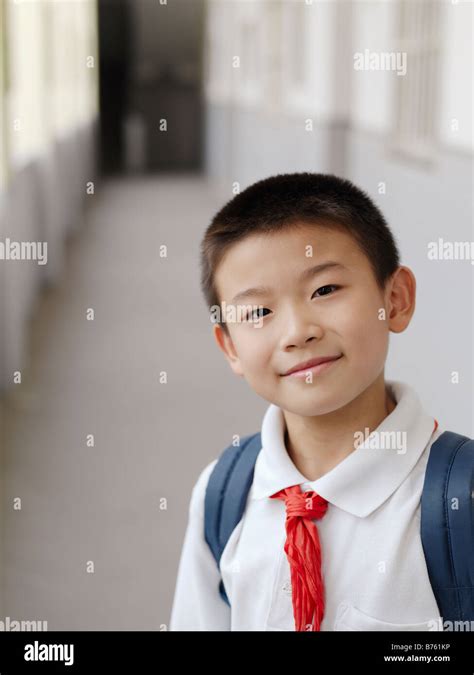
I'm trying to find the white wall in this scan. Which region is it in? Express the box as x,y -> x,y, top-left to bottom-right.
0,0 -> 100,395
205,0 -> 473,152
438,0 -> 474,151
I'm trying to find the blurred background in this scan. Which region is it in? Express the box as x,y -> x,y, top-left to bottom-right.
0,0 -> 472,630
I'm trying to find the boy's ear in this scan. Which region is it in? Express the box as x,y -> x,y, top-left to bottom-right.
386,265 -> 416,333
213,324 -> 244,377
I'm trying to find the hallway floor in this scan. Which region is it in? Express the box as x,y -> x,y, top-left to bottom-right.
1,173 -> 257,629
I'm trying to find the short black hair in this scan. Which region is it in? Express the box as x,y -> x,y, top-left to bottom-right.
200,172 -> 401,334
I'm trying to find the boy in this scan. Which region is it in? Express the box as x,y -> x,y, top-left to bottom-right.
169,172 -> 470,631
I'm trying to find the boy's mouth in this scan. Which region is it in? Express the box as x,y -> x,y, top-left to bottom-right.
281,354 -> 343,377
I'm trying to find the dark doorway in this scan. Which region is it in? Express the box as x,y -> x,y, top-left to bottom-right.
97,0 -> 205,175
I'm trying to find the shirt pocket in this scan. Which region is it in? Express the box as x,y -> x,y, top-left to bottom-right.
334,602 -> 441,631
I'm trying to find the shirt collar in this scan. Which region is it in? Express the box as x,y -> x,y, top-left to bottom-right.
251,380 -> 437,518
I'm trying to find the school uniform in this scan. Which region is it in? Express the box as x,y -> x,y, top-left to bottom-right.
169,379 -> 444,631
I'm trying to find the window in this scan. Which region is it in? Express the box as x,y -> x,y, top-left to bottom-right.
392,0 -> 442,162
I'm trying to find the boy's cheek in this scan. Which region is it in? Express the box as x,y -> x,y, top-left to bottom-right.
341,304 -> 389,340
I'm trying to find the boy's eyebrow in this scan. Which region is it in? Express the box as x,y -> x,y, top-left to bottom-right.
230,261 -> 347,304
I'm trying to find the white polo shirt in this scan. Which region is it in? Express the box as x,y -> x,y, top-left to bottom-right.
169,380 -> 444,631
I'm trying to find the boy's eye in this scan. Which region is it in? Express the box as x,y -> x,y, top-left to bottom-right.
245,285 -> 340,320
312,284 -> 340,298
246,307 -> 271,320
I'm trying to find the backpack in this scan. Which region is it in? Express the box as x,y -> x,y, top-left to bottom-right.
204,430 -> 474,625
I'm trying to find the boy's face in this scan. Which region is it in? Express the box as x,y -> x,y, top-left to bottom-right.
213,222 -> 414,417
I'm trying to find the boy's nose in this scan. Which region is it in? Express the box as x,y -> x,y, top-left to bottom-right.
280,321 -> 323,351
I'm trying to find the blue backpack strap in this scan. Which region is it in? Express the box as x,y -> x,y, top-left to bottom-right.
421,430 -> 474,623
204,432 -> 262,606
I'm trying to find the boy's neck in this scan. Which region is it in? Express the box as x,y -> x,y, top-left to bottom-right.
282,374 -> 397,482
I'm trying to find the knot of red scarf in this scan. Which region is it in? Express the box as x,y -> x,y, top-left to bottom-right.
270,484 -> 329,631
